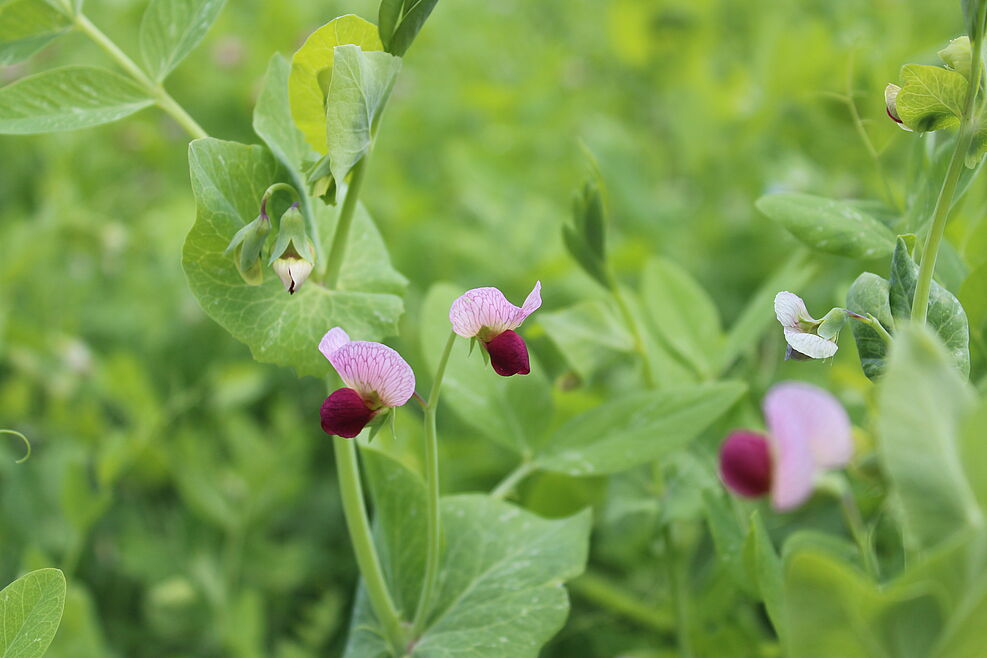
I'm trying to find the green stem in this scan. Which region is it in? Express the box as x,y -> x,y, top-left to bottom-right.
324,158 -> 369,289
412,331 -> 457,634
0,429 -> 31,464
74,13 -> 209,141
260,182 -> 300,215
663,526 -> 694,658
569,570 -> 675,634
912,6 -> 986,324
848,312 -> 893,346
840,487 -> 880,580
333,437 -> 407,655
490,461 -> 536,500
610,278 -> 656,388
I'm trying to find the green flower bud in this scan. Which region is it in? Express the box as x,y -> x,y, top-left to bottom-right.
816,308 -> 849,340
939,36 -> 972,78
224,213 -> 271,286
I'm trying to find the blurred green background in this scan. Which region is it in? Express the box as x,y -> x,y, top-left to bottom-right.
0,0 -> 979,655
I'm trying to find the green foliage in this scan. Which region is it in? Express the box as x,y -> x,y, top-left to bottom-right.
288,14 -> 383,154
0,569 -> 67,657
755,193 -> 896,259
0,0 -> 71,66
895,64 -> 967,132
846,272 -> 895,379
0,67 -> 153,134
182,138 -> 406,377
139,0 -> 226,82
378,0 -> 438,57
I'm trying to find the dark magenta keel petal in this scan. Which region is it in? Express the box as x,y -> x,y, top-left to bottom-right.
485,329 -> 530,376
719,431 -> 773,498
321,388 -> 375,438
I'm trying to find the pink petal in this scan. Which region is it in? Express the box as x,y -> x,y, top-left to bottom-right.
774,291 -> 809,328
327,341 -> 416,408
319,327 -> 351,361
783,328 -> 838,359
448,281 -> 542,338
764,381 -> 853,469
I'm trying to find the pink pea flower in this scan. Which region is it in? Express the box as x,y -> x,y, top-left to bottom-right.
449,282 -> 542,376
775,291 -> 839,360
318,328 -> 416,438
719,381 -> 853,511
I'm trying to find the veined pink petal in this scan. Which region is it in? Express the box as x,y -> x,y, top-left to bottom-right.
764,381 -> 852,470
327,341 -> 415,408
783,328 -> 838,359
774,291 -> 810,328
449,281 -> 542,338
319,327 -> 351,361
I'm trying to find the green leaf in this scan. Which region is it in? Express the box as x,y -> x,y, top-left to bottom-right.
288,15 -> 383,154
253,53 -> 313,174
640,257 -> 722,379
540,299 -> 634,382
377,0 -> 402,51
0,66 -> 154,134
959,259 -> 987,344
324,45 -> 401,185
877,325 -> 979,554
846,272 -> 895,380
181,138 -> 406,377
534,381 -> 746,476
346,450 -> 591,657
756,193 -> 897,259
896,64 -> 967,132
139,0 -> 225,82
0,568 -> 67,657
421,283 -> 553,455
0,0 -> 71,66
387,0 -> 439,57
742,510 -> 783,637
888,237 -> 970,376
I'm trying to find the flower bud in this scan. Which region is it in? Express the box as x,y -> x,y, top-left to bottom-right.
816,307 -> 848,340
939,36 -> 972,78
224,214 -> 271,286
719,431 -> 772,498
268,204 -> 317,294
884,84 -> 911,131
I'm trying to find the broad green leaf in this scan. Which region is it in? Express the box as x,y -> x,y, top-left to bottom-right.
640,257 -> 722,379
324,45 -> 401,184
139,0 -> 225,82
958,260 -> 987,344
288,15 -> 383,154
421,283 -> 553,455
877,325 -> 979,554
345,450 -> 591,657
378,0 -> 402,51
0,568 -> 67,657
0,0 -> 71,66
888,237 -> 970,376
182,138 -> 406,377
0,66 -> 153,134
846,272 -> 895,380
387,0 -> 439,57
742,511 -> 783,637
934,569 -> 987,658
896,64 -> 967,132
534,381 -> 746,476
756,193 -> 896,259
539,299 -> 634,382
253,53 -> 312,173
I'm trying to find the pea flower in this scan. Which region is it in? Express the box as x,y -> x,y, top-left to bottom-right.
774,291 -> 841,360
318,328 -> 415,438
449,282 -> 542,376
719,381 -> 853,511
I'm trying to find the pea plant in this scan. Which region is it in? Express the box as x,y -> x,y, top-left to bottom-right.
2,0 -> 987,655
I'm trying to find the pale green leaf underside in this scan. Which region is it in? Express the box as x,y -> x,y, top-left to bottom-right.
421,283 -> 553,455
325,44 -> 401,184
288,14 -> 383,154
253,53 -> 313,174
181,138 -> 405,377
846,272 -> 895,380
345,450 -> 591,658
877,326 -> 979,554
139,0 -> 226,82
0,568 -> 67,658
0,66 -> 153,134
0,0 -> 71,66
756,193 -> 896,259
534,381 -> 746,476
897,64 -> 967,132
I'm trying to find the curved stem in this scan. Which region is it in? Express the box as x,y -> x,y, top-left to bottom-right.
324,158 -> 369,289
333,437 -> 407,655
0,429 -> 31,464
74,14 -> 209,141
490,461 -> 536,500
569,570 -> 675,633
609,277 -> 657,389
848,312 -> 893,346
912,5 -> 986,324
412,331 -> 457,635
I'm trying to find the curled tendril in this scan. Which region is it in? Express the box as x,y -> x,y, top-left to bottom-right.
0,430 -> 31,464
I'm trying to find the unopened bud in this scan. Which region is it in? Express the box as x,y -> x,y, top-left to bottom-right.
884,84 -> 911,131
268,204 -> 317,293
272,250 -> 314,294
939,36 -> 972,78
224,214 -> 271,286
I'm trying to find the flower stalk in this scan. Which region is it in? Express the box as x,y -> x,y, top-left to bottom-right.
325,157 -> 370,290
